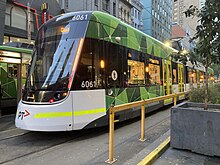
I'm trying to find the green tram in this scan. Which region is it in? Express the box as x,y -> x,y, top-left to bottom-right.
16,11 -> 207,131
0,46 -> 32,108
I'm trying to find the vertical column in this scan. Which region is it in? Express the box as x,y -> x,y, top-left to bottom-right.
105,107 -> 117,164
174,93 -> 177,106
140,105 -> 146,142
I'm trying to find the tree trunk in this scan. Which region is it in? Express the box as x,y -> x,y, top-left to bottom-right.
204,63 -> 209,110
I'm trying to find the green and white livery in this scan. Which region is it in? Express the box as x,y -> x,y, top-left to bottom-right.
15,11 -> 205,131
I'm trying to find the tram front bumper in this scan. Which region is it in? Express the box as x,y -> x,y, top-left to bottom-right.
15,101 -> 73,132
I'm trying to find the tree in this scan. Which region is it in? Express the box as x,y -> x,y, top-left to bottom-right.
173,0 -> 220,110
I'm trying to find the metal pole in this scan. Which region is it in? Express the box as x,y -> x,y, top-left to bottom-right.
105,108 -> 117,164
27,1 -> 31,42
0,84 -> 2,116
174,93 -> 177,106
0,64 -> 2,116
140,105 -> 146,142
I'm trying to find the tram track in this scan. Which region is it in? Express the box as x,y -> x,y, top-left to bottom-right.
0,126 -> 108,164
0,128 -> 30,142
0,108 -> 171,165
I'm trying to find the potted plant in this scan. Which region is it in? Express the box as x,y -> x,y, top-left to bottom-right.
170,0 -> 220,156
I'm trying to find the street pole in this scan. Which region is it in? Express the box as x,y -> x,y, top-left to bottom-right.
27,1 -> 31,42
0,83 -> 2,117
0,64 -> 2,116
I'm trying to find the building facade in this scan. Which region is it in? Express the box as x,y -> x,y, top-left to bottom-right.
131,0 -> 144,30
118,0 -> 132,25
172,0 -> 205,38
141,0 -> 172,42
0,0 -> 6,44
0,0 -> 61,45
58,0 -> 119,17
57,0 -> 143,29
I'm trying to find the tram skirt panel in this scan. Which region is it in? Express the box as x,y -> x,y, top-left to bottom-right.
71,89 -> 106,130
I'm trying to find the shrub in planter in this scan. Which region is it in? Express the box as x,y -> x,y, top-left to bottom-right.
190,84 -> 220,104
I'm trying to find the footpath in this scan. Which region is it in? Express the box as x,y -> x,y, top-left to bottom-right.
1,114 -> 220,165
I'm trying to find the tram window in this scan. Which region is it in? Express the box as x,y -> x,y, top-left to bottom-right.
128,60 -> 145,85
106,43 -> 126,88
172,62 -> 177,84
200,71 -> 204,82
72,38 -> 103,90
188,69 -> 196,83
148,63 -> 160,85
7,64 -> 17,78
172,69 -> 177,84
193,71 -> 197,83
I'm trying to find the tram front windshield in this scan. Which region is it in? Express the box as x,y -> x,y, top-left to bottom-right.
22,20 -> 88,102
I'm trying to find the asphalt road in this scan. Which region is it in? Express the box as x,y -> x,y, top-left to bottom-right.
0,107 -> 170,165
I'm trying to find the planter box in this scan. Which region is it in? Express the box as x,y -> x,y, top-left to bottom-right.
171,102 -> 220,156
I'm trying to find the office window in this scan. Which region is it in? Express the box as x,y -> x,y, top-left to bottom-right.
5,4 -> 11,26
65,0 -> 68,8
124,10 -> 126,21
113,2 -> 116,16
152,9 -> 154,15
127,12 -> 130,22
11,7 -> 26,30
95,0 -> 98,6
102,0 -> 110,12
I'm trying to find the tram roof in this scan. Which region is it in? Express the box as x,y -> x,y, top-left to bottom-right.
49,11 -> 176,60
44,11 -> 209,72
87,11 -> 177,59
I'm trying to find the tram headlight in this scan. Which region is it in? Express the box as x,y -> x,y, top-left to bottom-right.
54,93 -> 61,100
52,92 -> 68,102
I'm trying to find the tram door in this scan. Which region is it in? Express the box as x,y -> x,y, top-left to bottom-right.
163,60 -> 172,95
178,64 -> 184,92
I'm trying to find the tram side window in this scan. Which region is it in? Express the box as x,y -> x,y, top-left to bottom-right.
128,60 -> 145,85
148,58 -> 160,85
188,69 -> 196,83
172,62 -> 177,84
172,69 -> 177,84
200,71 -> 204,82
7,64 -> 17,78
148,63 -> 160,85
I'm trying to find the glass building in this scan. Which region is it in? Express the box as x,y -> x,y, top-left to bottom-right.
141,0 -> 172,42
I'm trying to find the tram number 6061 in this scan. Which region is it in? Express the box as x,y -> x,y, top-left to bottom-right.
81,81 -> 96,88
72,14 -> 88,21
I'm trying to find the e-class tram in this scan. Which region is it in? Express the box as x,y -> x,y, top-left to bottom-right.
15,11 -> 206,131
